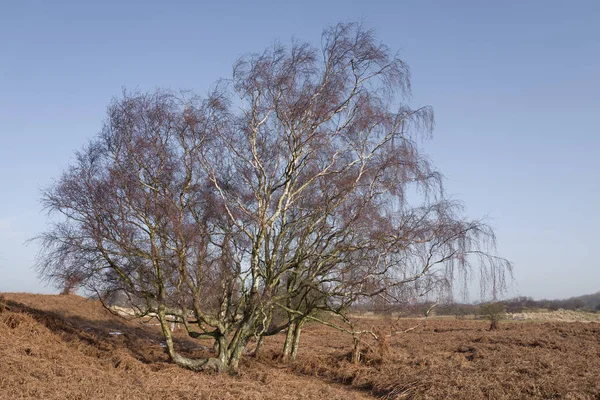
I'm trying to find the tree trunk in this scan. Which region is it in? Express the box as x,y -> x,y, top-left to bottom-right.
290,318 -> 305,361
158,311 -> 231,373
228,338 -> 247,373
282,320 -> 296,361
351,336 -> 361,365
253,307 -> 273,356
254,335 -> 265,356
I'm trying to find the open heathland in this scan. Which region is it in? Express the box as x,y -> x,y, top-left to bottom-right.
1,294 -> 599,399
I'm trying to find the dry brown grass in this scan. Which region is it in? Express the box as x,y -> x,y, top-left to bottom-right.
508,309 -> 600,323
0,293 -> 369,400
280,318 -> 600,399
1,293 -> 599,399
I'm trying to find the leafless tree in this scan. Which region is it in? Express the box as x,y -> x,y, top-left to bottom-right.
35,22 -> 511,373
59,272 -> 84,295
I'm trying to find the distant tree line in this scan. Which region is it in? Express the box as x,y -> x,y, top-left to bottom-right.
354,292 -> 600,317
496,294 -> 600,313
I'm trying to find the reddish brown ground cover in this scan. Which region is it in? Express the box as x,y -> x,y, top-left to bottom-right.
1,294 -> 599,399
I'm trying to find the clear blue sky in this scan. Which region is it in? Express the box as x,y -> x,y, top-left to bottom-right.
1,0 -> 598,300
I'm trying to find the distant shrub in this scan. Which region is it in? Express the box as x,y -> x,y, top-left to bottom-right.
478,302 -> 506,330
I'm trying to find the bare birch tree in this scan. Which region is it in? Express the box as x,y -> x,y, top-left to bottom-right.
35,22 -> 511,373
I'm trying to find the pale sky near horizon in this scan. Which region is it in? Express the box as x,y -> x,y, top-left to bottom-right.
1,0 -> 598,300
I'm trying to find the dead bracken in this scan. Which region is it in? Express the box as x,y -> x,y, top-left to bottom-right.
1,293 -> 599,399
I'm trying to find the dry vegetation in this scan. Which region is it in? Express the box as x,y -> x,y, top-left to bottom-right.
507,310 -> 600,323
0,294 -> 370,400
2,294 -> 599,399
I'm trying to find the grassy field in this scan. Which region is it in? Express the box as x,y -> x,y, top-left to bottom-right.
1,293 -> 599,399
